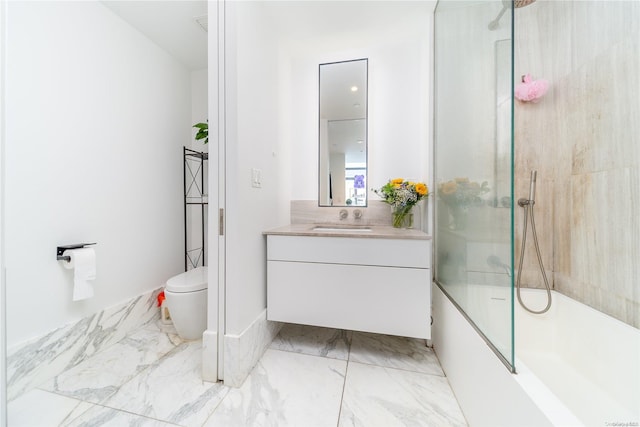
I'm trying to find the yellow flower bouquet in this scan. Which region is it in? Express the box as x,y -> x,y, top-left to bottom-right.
373,178 -> 429,228
438,178 -> 489,210
438,178 -> 490,229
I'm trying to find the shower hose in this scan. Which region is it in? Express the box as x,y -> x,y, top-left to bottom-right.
516,197 -> 552,314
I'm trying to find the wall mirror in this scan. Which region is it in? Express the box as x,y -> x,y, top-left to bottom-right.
318,58 -> 368,206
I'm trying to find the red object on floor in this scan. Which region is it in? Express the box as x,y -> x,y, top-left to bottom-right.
157,291 -> 165,307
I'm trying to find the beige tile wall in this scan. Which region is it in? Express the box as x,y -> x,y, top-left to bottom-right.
290,200 -> 430,233
514,0 -> 639,327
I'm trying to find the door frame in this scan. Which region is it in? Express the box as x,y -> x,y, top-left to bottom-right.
0,1 -> 8,424
204,0 -> 226,382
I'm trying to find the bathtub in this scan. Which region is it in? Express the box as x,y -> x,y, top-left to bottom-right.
432,284 -> 640,427
515,289 -> 639,426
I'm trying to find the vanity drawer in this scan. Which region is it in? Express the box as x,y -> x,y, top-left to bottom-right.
267,260 -> 431,339
267,235 -> 431,269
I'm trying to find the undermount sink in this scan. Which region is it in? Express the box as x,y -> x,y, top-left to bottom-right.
312,225 -> 372,232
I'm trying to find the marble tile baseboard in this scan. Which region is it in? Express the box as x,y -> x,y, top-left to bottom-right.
223,309 -> 282,388
7,287 -> 162,401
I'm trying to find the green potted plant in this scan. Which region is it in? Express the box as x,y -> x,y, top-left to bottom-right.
193,121 -> 208,144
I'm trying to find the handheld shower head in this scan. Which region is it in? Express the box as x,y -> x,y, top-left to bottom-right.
529,170 -> 537,203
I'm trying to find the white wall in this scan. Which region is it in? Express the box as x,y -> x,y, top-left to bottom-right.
4,2 -> 191,348
191,68 -> 209,152
224,1 -> 291,335
286,3 -> 433,202
223,1 -> 433,336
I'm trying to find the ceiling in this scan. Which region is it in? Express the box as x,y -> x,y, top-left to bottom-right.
98,1 -> 435,72
101,1 -> 208,71
320,59 -> 367,121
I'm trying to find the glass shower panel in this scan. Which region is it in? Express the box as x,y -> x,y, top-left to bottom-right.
434,0 -> 514,368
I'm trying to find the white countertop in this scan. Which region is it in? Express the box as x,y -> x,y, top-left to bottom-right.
263,224 -> 431,240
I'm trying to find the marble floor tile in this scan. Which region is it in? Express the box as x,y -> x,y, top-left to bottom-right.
203,349 -> 347,427
8,388 -> 86,427
7,289 -> 161,401
39,327 -> 182,403
61,404 -> 178,427
349,332 -> 444,376
99,340 -> 230,426
270,324 -> 352,360
338,362 -> 467,427
142,319 -> 182,343
12,321 -> 464,427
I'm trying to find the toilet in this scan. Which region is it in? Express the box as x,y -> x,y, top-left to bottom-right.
164,266 -> 208,340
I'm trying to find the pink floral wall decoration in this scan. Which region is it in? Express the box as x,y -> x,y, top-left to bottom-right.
515,73 -> 549,103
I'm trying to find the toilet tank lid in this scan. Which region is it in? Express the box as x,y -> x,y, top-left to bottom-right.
166,266 -> 208,292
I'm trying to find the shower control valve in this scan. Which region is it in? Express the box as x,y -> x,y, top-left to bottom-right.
518,198 -> 534,207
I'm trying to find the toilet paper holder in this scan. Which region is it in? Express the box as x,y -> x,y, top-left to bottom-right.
57,243 -> 96,262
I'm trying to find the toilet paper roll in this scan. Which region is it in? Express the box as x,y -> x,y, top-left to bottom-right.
63,248 -> 96,301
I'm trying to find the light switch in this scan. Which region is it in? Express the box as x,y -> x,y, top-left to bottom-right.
251,168 -> 262,188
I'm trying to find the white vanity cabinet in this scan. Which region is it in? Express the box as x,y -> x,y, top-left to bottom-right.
266,232 -> 432,339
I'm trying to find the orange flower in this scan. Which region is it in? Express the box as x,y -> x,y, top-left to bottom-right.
441,181 -> 458,195
391,178 -> 404,187
415,183 -> 428,196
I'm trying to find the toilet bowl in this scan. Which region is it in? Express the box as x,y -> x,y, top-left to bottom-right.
164,266 -> 208,340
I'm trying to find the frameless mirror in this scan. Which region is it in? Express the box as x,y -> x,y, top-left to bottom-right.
318,58 -> 368,206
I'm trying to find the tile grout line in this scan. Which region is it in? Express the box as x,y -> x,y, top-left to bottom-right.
267,346 -> 350,362
50,348 -> 176,426
333,332 -> 353,427
335,358 -> 350,427
346,359 -> 446,378
67,399 -> 185,427
63,339 -> 221,427
198,384 -> 232,427
48,329 -> 193,426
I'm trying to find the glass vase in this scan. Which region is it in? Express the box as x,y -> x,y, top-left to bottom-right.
391,206 -> 414,229
449,206 -> 468,230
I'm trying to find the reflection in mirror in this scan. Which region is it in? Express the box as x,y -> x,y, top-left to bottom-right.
319,59 -> 368,206
494,39 -> 511,207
